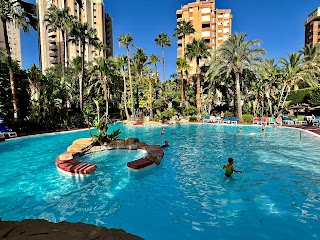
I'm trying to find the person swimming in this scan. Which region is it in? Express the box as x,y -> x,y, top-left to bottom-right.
161,140 -> 169,148
161,127 -> 165,135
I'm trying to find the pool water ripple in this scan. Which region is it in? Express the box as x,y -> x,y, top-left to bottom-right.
1,124 -> 320,239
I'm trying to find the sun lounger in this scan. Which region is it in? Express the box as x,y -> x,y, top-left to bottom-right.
252,117 -> 260,124
260,117 -> 268,125
215,116 -> 221,123
276,117 -> 282,125
203,116 -> 210,123
0,124 -> 17,138
209,116 -> 216,123
231,117 -> 238,124
268,117 -> 275,125
283,117 -> 294,125
223,116 -> 230,124
294,116 -> 307,125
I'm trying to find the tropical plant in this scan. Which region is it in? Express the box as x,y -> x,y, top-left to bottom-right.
155,32 -> 171,82
0,0 -> 28,119
118,34 -> 134,119
207,33 -> 265,122
44,5 -> 74,77
186,38 -> 211,115
84,100 -> 121,146
115,55 -> 130,120
173,20 -> 195,57
149,54 -> 160,81
277,52 -> 318,114
176,57 -> 190,111
69,21 -> 100,110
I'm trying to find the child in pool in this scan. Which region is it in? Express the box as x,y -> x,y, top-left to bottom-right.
223,157 -> 242,177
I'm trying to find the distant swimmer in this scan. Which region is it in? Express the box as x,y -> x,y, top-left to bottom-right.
161,127 -> 165,135
222,157 -> 242,177
161,140 -> 169,148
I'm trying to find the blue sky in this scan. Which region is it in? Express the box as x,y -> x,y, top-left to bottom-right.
22,0 -> 319,80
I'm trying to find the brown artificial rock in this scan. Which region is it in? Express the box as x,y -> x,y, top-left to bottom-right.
0,219 -> 143,240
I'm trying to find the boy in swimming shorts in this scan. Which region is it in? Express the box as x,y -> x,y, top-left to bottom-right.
223,157 -> 242,177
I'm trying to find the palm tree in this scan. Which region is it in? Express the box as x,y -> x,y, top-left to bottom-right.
27,64 -> 42,106
144,67 -> 155,120
185,38 -> 211,114
176,57 -> 190,110
0,0 -> 28,119
45,5 -> 73,77
118,34 -> 134,119
277,53 -> 318,113
115,55 -> 130,120
155,33 -> 171,82
207,33 -> 265,122
173,20 -> 195,57
69,21 -> 100,110
89,57 -> 117,123
149,54 -> 160,81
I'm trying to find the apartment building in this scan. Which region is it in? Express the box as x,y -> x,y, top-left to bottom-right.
305,7 -> 320,45
0,20 -> 22,66
176,0 -> 232,74
37,0 -> 113,73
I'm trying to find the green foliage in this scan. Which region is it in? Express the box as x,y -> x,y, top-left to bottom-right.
184,105 -> 197,116
242,114 -> 253,123
308,88 -> 320,107
287,87 -> 318,105
189,116 -> 198,122
83,100 -> 121,146
162,108 -> 178,119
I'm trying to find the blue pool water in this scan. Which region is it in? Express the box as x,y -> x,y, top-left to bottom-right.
1,124 -> 320,239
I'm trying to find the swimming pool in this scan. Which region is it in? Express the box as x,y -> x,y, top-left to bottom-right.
0,124 -> 320,239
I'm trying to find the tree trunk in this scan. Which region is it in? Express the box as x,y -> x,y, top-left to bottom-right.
103,76 -> 108,124
196,59 -> 201,114
80,40 -> 85,110
181,70 -> 185,110
281,85 -> 291,110
149,75 -> 153,121
3,19 -> 18,120
235,72 -> 243,122
126,46 -> 134,120
162,46 -> 165,82
61,30 -> 65,78
122,67 -> 130,120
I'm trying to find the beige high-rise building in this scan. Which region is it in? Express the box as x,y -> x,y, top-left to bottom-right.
37,0 -> 113,73
305,7 -> 320,45
176,0 -> 232,74
0,20 -> 22,66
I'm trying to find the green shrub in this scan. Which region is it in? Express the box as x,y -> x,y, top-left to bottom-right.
242,114 -> 253,123
189,116 -> 198,122
287,87 -> 318,105
184,106 -> 197,116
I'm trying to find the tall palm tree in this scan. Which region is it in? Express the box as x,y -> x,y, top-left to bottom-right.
176,57 -> 190,110
69,21 -> 100,110
277,53 -> 318,112
149,54 -> 160,81
115,55 -> 130,120
144,67 -> 155,120
45,5 -> 73,77
27,64 -> 42,106
207,33 -> 265,122
132,48 -> 148,113
173,20 -> 195,57
89,57 -> 117,123
155,33 -> 171,82
118,34 -> 134,119
0,0 -> 28,120
185,38 -> 211,114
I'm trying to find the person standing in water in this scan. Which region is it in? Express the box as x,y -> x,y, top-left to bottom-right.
161,127 -> 165,135
223,158 -> 242,177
